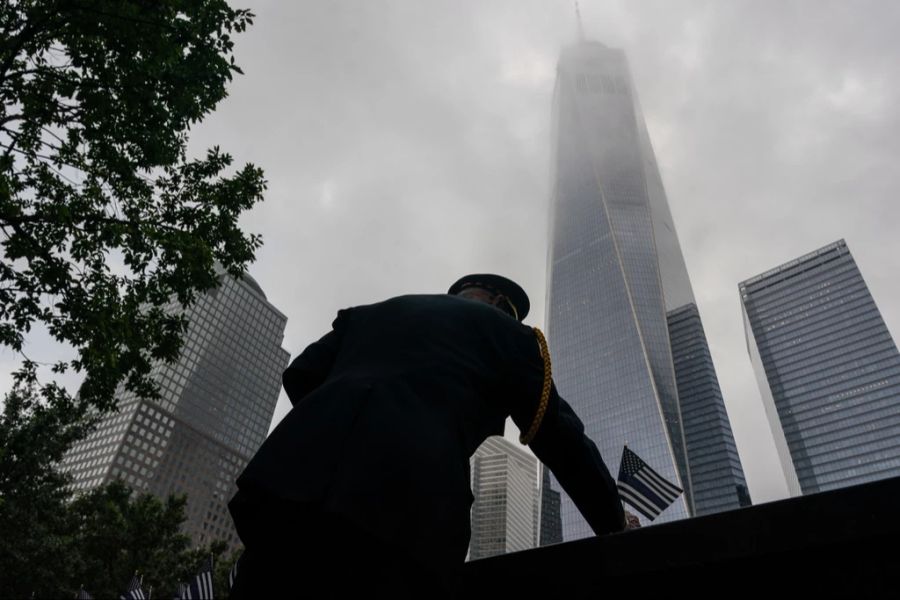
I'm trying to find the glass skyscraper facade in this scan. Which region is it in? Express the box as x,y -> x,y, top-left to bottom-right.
668,304 -> 750,514
61,271 -> 289,550
546,40 -> 746,539
740,239 -> 900,496
468,436 -> 539,560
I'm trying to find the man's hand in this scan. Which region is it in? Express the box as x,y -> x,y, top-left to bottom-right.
624,510 -> 641,530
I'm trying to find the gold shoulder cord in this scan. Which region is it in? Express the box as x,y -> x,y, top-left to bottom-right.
520,327 -> 552,445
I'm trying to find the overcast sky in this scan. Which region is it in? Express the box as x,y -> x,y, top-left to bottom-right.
6,0 -> 900,507
180,0 -> 900,506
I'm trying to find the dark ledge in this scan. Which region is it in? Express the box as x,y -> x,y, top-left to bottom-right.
460,476 -> 900,597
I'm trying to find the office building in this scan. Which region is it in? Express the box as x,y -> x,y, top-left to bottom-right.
61,271 -> 289,550
741,239 -> 900,495
546,37 -> 746,538
469,436 -> 539,559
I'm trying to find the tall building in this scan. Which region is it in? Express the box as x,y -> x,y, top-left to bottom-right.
740,239 -> 900,496
545,38 -> 746,539
61,271 -> 289,549
468,436 -> 539,560
668,304 -> 751,515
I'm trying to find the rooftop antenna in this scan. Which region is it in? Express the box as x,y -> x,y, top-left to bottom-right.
575,1 -> 586,41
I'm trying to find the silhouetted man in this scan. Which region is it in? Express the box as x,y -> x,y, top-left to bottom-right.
229,274 -> 625,598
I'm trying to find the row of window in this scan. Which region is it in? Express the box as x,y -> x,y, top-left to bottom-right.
807,459 -> 900,489
759,290 -> 870,336
757,310 -> 885,368
773,358 -> 899,401
758,322 -> 891,373
769,346 -> 898,391
751,275 -> 866,324
780,374 -> 898,422
742,249 -> 848,298
756,297 -> 879,348
745,260 -> 860,316
789,418 -> 900,457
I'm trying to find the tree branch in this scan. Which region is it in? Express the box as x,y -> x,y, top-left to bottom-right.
0,2 -> 63,89
0,114 -> 25,128
39,126 -> 66,147
1,129 -> 64,156
62,3 -> 180,32
1,212 -> 190,237
1,148 -> 82,187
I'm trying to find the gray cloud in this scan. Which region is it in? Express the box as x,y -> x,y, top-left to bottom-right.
184,0 -> 900,505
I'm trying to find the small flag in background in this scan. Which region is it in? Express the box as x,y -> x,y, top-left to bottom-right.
617,445 -> 683,521
173,582 -> 189,600
120,574 -> 146,600
75,585 -> 93,599
185,555 -> 214,600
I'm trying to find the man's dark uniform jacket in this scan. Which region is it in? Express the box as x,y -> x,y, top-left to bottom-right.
230,294 -> 623,569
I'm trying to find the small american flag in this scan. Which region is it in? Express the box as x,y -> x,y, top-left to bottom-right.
120,574 -> 146,600
172,582 -> 188,599
75,586 -> 93,599
183,555 -> 214,600
617,445 -> 683,521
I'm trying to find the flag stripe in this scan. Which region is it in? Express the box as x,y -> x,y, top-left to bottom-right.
617,482 -> 663,517
626,474 -> 671,512
638,465 -> 683,497
634,470 -> 679,502
616,446 -> 683,522
624,451 -> 678,496
633,469 -> 675,501
122,575 -> 144,600
617,483 -> 662,520
620,495 -> 657,521
189,557 -> 214,600
618,493 -> 657,520
642,462 -> 681,492
617,484 -> 660,518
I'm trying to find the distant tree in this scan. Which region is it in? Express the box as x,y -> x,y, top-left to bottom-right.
212,546 -> 243,599
0,369 -> 90,597
178,541 -> 238,600
64,481 -> 191,598
64,480 -> 230,599
0,0 -> 263,592
0,0 -> 264,412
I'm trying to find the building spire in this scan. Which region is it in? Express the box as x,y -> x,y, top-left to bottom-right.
575,1 -> 585,41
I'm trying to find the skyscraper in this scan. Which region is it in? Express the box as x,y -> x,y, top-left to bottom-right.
740,239 -> 900,496
668,304 -> 750,515
545,39 -> 746,539
468,436 -> 539,560
61,270 -> 289,549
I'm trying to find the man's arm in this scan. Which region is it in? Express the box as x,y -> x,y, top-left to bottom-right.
504,324 -> 624,535
528,389 -> 626,536
282,310 -> 347,406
